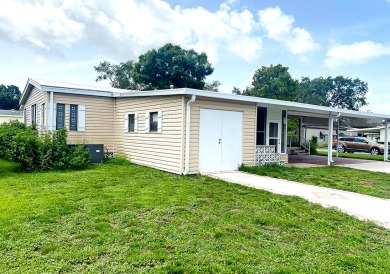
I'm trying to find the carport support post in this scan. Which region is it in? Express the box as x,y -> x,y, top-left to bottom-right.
327,114 -> 334,166
384,120 -> 389,161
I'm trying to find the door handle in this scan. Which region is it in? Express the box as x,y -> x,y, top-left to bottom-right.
219,138 -> 222,144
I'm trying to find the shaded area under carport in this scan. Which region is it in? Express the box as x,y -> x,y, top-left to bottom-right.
287,154 -> 390,173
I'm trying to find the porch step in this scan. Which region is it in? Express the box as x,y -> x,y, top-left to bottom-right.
287,147 -> 309,155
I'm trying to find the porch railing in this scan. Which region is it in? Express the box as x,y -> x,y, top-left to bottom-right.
255,145 -> 284,166
287,135 -> 311,155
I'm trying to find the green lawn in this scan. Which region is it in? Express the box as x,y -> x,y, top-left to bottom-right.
240,164 -> 390,199
1,159 -> 389,273
316,150 -> 390,161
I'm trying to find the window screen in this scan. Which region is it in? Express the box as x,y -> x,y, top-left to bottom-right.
56,104 -> 65,130
31,104 -> 36,125
150,112 -> 158,132
256,107 -> 267,145
128,114 -> 135,132
70,104 -> 78,131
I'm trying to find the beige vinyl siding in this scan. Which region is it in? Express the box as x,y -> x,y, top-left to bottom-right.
0,115 -> 23,124
115,96 -> 185,174
54,93 -> 115,152
24,87 -> 49,129
187,97 -> 256,174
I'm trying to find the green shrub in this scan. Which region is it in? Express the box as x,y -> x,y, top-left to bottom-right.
0,122 -> 91,171
10,128 -> 42,171
0,121 -> 29,159
69,145 -> 91,169
310,136 -> 318,154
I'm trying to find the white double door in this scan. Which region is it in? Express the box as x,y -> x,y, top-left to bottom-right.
199,109 -> 243,173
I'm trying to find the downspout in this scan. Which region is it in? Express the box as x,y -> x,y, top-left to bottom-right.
183,95 -> 196,175
48,91 -> 54,132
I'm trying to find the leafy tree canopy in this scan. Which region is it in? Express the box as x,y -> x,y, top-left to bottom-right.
244,64 -> 299,101
204,80 -> 221,92
299,76 -> 368,110
0,84 -> 21,110
95,43 -> 214,90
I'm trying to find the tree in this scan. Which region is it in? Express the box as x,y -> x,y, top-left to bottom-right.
244,64 -> 299,101
204,80 -> 221,92
232,86 -> 242,95
0,85 -> 21,110
96,43 -> 214,90
298,76 -> 368,110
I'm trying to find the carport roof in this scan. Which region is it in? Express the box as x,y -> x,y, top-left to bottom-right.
21,78 -> 390,120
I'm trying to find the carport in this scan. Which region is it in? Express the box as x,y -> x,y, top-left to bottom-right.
283,103 -> 390,165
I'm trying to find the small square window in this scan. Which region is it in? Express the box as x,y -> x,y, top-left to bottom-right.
149,112 -> 158,132
128,114 -> 135,132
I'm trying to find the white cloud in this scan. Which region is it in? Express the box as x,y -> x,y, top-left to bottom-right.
258,6 -> 320,54
325,40 -> 390,68
0,0 -> 263,63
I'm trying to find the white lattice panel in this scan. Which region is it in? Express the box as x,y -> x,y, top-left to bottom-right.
255,145 -> 284,166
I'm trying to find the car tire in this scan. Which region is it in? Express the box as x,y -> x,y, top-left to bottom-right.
339,146 -> 346,153
370,147 -> 380,155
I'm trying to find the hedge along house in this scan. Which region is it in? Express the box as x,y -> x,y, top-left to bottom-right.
20,78 -> 390,175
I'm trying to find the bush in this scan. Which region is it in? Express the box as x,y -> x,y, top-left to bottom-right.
0,122 -> 91,171
310,136 -> 318,154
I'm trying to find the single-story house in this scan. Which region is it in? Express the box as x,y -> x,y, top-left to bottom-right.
20,78 -> 390,174
348,126 -> 390,143
0,109 -> 23,124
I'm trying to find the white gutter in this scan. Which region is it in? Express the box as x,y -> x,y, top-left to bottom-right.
183,95 -> 196,175
48,91 -> 54,132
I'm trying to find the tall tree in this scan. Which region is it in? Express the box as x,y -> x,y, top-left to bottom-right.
204,80 -> 221,92
0,84 -> 21,110
299,76 -> 368,110
244,64 -> 299,101
96,43 -> 214,90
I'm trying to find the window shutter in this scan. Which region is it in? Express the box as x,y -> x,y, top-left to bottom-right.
37,105 -> 41,130
124,114 -> 129,132
134,113 -> 138,133
78,105 -> 86,131
157,111 -> 162,133
53,103 -> 57,130
145,112 -> 150,132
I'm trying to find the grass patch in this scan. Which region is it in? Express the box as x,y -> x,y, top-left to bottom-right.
316,150 -> 390,161
240,164 -> 390,199
0,158 -> 389,273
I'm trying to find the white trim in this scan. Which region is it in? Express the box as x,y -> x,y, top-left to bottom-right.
78,105 -> 86,131
145,112 -> 150,132
124,114 -> 129,132
134,113 -> 138,133
48,92 -> 54,131
22,79 -> 390,120
183,95 -> 196,175
157,110 -> 162,133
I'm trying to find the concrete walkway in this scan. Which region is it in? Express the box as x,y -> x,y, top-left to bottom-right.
208,171 -> 390,229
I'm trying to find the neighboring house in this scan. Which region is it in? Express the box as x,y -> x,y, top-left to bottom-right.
20,78 -> 390,174
348,127 -> 389,142
0,109 -> 23,124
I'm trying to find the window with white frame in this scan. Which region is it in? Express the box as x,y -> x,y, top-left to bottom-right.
125,113 -> 138,133
54,103 -> 85,131
149,112 -> 158,132
41,103 -> 45,129
69,104 -> 78,131
145,111 -> 162,133
31,104 -> 37,125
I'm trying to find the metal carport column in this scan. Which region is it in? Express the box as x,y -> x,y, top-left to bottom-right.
384,120 -> 389,161
327,113 -> 334,166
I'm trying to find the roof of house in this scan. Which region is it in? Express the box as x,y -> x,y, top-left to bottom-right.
21,78 -> 390,120
0,109 -> 23,117
347,127 -> 388,133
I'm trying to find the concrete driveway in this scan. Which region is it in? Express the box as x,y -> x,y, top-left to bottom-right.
209,171 -> 390,229
288,155 -> 390,173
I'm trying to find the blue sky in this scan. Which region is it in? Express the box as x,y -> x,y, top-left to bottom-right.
0,0 -> 389,113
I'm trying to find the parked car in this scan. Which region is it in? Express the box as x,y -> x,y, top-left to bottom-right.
333,137 -> 389,155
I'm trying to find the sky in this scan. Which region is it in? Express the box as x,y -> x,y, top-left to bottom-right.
0,0 -> 390,113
